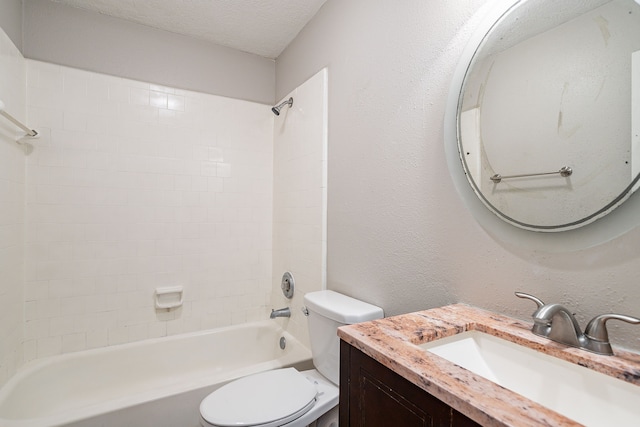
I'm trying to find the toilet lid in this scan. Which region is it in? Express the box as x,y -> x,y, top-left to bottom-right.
200,368 -> 317,427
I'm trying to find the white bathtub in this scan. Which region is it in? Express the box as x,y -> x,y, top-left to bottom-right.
0,321 -> 312,427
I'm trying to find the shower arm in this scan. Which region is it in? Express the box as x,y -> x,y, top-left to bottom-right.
277,97 -> 293,108
272,97 -> 293,115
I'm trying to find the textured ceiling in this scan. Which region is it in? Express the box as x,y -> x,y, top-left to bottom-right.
51,0 -> 327,59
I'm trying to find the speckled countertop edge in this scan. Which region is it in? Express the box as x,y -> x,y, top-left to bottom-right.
337,304 -> 640,427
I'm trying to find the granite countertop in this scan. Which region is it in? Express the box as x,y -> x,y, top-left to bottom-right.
337,304 -> 640,427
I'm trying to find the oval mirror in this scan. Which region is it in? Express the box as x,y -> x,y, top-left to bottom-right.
457,0 -> 640,231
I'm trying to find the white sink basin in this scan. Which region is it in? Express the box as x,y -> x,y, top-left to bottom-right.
420,331 -> 640,427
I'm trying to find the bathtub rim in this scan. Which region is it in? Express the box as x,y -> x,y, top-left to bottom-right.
0,320 -> 311,427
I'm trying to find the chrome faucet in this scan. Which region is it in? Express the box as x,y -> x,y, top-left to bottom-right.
270,307 -> 291,319
515,292 -> 640,355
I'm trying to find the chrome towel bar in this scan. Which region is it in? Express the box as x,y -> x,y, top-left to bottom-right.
490,166 -> 572,184
0,99 -> 38,139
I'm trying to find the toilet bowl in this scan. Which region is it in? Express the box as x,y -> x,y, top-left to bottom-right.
199,290 -> 384,427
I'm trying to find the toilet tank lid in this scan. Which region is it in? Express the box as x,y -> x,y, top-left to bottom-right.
303,290 -> 384,324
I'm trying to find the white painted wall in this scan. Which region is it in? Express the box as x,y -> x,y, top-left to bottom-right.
0,27 -> 26,386
23,0 -> 276,105
276,0 -> 640,351
0,0 -> 22,52
271,69 -> 328,347
24,60 -> 274,360
633,50 -> 640,185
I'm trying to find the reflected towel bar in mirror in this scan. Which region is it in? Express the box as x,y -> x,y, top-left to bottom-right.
490,166 -> 573,184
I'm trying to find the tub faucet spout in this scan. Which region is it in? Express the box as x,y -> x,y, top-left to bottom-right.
270,307 -> 291,319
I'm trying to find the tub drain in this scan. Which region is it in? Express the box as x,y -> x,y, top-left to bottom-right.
279,336 -> 286,349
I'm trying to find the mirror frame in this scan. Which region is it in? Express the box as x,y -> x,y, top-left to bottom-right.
444,0 -> 640,251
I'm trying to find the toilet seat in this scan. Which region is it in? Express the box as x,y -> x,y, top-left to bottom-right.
200,368 -> 318,427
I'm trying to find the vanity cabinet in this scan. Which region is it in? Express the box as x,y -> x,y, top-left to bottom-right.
339,340 -> 481,427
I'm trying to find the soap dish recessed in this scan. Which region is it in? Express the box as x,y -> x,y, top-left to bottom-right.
154,286 -> 184,310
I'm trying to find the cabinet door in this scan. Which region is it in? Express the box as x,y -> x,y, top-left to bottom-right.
340,340 -> 481,427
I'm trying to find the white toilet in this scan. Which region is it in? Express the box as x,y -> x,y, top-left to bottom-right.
199,290 -> 384,427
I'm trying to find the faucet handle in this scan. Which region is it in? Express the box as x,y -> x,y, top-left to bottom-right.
515,292 -> 545,309
584,313 -> 640,342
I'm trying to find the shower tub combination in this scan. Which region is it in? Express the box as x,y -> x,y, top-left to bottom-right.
0,321 -> 312,427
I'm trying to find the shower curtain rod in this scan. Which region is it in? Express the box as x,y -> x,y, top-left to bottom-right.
0,99 -> 38,138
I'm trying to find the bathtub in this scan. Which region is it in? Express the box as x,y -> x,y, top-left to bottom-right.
0,321 -> 312,427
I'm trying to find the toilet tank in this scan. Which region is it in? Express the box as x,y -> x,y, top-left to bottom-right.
303,290 -> 384,385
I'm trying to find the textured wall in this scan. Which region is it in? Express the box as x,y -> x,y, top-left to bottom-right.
0,0 -> 22,52
271,69 -> 328,347
23,0 -> 276,104
24,60 -> 274,360
0,27 -> 26,386
51,0 -> 327,59
276,0 -> 640,351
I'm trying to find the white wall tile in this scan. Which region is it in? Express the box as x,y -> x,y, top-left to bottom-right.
1,50 -> 325,377
62,332 -> 86,353
24,60 -> 274,357
271,69 -> 328,347
150,91 -> 168,109
167,95 -> 185,112
37,336 -> 62,358
0,26 -> 26,386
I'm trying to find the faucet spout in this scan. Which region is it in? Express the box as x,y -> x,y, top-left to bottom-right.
532,303 -> 584,347
270,307 -> 291,319
516,292 -> 640,355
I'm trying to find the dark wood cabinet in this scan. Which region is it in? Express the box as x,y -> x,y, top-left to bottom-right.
339,340 -> 481,427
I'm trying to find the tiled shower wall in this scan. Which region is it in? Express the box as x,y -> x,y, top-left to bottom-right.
271,69 -> 328,346
0,28 -> 26,386
24,60 -> 274,361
